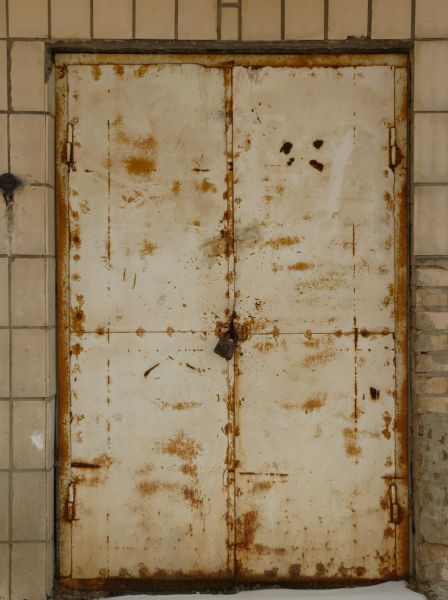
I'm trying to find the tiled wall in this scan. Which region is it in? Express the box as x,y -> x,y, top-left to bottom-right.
0,0 -> 447,598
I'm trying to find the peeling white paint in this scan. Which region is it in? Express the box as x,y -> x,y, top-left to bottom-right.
31,432 -> 44,451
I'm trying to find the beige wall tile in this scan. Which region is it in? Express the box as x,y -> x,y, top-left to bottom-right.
46,398 -> 54,468
46,115 -> 55,186
13,400 -> 46,469
0,402 -> 9,470
221,6 -> 239,41
11,187 -> 46,255
135,0 -> 175,39
11,258 -> 46,327
0,114 -> 7,176
11,41 -> 45,112
0,545 -> 8,599
46,258 -> 55,327
242,0 -> 281,40
328,0 -> 368,39
415,42 -> 448,112
0,330 -> 9,397
11,542 -> 46,600
415,114 -> 448,183
46,328 -> 56,396
45,66 -> 56,116
372,0 -> 411,39
46,538 -> 54,594
285,0 -> 324,40
10,114 -> 46,184
178,0 -> 217,40
0,473 -> 8,541
46,468 -> 53,540
9,0 -> 48,38
12,329 -> 47,397
51,0 -> 91,38
93,0 -> 133,39
414,186 -> 448,255
46,188 -> 55,257
0,1 -> 6,37
0,41 -> 7,111
0,258 -> 8,327
12,471 -> 46,540
416,0 -> 448,38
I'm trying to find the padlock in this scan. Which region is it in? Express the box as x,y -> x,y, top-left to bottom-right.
214,331 -> 236,360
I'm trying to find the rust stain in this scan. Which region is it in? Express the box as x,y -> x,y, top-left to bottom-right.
79,201 -> 90,213
254,341 -> 274,353
288,261 -> 313,271
382,283 -> 394,308
144,363 -> 160,378
252,481 -> 274,493
236,510 -> 258,550
91,65 -> 101,81
113,65 -> 124,77
171,180 -> 181,195
343,427 -> 361,458
302,393 -> 327,414
254,544 -> 286,556
182,486 -> 203,510
156,430 -> 202,461
263,194 -> 273,203
190,219 -> 201,227
166,326 -> 175,336
134,65 -> 149,78
265,235 -> 300,250
315,563 -> 327,577
70,224 -> 81,249
140,241 -> 157,258
70,294 -> 85,336
180,463 -> 198,477
124,156 -> 156,177
136,327 -> 145,337
71,343 -> 83,357
289,564 -> 302,577
382,411 -> 393,439
95,326 -> 106,336
195,178 -> 217,193
156,400 -> 202,411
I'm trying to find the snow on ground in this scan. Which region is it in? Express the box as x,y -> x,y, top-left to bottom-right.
105,581 -> 426,600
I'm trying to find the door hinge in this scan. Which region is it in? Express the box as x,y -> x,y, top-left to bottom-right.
64,122 -> 76,172
388,126 -> 397,169
66,482 -> 76,522
389,483 -> 400,524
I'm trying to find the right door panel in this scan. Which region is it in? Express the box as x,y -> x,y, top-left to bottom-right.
232,65 -> 407,580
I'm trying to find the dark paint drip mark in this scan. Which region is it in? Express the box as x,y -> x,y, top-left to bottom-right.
309,159 -> 324,172
370,387 -> 380,400
287,157 -> 295,166
313,139 -> 324,149
280,141 -> 293,155
71,462 -> 100,469
144,363 -> 160,378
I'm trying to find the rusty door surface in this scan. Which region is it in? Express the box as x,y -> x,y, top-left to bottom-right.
56,54 -> 408,587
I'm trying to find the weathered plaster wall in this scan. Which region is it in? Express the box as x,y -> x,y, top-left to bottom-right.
0,0 -> 447,598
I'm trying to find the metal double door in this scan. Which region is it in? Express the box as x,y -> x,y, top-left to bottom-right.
56,54 -> 408,585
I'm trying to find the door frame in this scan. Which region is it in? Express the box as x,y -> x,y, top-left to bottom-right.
55,52 -> 409,591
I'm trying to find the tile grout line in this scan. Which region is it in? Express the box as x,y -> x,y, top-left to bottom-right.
217,0 -> 222,41
132,0 -> 136,39
5,0 -> 13,595
367,0 -> 372,38
47,0 -> 51,38
174,0 -> 178,40
238,0 -> 242,41
90,0 -> 94,39
281,0 -> 285,40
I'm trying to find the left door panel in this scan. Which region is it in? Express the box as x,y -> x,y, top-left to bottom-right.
58,64 -> 233,580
